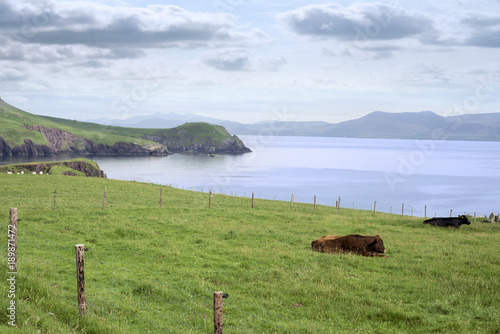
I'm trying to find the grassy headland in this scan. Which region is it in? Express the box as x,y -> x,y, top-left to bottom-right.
0,172 -> 498,333
0,99 -> 250,155
0,158 -> 106,177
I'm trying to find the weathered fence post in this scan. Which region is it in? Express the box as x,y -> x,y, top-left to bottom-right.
290,194 -> 294,209
9,208 -> 17,273
474,212 -> 476,223
252,192 -> 254,209
160,187 -> 163,208
102,188 -> 107,210
402,203 -> 404,217
450,209 -> 452,217
337,196 -> 341,212
75,244 -> 86,317
425,205 -> 427,218
373,201 -> 377,214
53,189 -> 57,211
214,291 -> 223,334
209,190 -> 212,209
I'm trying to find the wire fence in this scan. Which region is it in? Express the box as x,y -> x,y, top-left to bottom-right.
9,221 -> 326,333
2,181 -> 485,332
123,180 -> 471,218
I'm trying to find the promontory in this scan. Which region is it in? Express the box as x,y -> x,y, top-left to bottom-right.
0,98 -> 251,156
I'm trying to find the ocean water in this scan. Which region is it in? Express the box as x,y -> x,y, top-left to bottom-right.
2,136 -> 499,217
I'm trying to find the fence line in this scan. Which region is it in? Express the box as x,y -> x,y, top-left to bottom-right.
119,180 -> 454,218
158,183 -> 474,218
11,220 -> 325,333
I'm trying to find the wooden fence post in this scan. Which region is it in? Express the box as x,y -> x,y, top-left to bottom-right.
53,189 -> 57,211
373,201 -> 377,214
401,203 -> 404,217
102,188 -> 107,210
209,190 -> 212,209
160,187 -> 163,208
425,205 -> 427,218
450,209 -> 452,217
75,244 -> 86,317
290,194 -> 294,209
314,195 -> 317,212
9,208 -> 17,273
214,291 -> 223,334
252,192 -> 254,209
337,196 -> 341,212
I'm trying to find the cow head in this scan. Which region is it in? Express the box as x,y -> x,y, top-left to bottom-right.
370,235 -> 386,253
459,215 -> 471,225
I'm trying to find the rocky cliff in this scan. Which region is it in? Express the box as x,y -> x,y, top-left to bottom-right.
0,99 -> 251,156
142,123 -> 252,154
0,125 -> 169,156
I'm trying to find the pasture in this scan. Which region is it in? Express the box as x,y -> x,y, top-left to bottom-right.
0,173 -> 499,333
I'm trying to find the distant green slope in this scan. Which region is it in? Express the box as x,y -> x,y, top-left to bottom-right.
0,98 -> 250,156
0,158 -> 106,177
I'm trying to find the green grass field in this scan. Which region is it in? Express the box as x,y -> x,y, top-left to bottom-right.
0,172 -> 499,333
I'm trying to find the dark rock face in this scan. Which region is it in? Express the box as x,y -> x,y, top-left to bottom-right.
66,161 -> 106,177
91,142 -> 168,155
142,134 -> 251,154
28,125 -> 94,154
0,137 -> 12,156
0,125 -> 169,156
10,139 -> 52,156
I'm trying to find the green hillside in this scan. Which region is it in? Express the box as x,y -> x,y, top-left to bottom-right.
0,158 -> 106,177
0,99 -> 151,146
0,98 -> 250,155
0,173 -> 498,333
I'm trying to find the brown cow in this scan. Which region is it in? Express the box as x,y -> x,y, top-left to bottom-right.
311,234 -> 387,257
311,235 -> 341,251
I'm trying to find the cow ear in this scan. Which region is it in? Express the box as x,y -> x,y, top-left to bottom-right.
376,234 -> 381,238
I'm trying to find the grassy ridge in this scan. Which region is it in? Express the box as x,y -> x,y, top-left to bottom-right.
0,101 -> 155,147
0,101 -> 241,152
0,158 -> 103,176
0,173 -> 499,333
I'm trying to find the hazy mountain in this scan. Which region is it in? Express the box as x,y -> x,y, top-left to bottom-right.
88,113 -> 222,128
85,110 -> 500,141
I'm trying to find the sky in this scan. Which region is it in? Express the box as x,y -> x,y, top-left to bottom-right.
0,0 -> 499,124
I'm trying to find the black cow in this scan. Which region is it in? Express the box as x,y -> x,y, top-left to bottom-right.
423,215 -> 471,228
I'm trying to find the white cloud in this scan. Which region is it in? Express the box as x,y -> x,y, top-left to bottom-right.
1,0 -> 269,55
202,48 -> 286,71
278,3 -> 435,42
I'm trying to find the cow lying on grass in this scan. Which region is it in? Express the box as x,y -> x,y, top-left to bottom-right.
311,234 -> 387,257
423,215 -> 471,228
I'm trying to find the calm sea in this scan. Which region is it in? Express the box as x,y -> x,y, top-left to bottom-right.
2,136 -> 499,217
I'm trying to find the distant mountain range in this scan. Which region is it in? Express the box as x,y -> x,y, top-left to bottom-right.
88,110 -> 500,141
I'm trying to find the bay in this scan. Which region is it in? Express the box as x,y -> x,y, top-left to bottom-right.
1,136 -> 499,217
